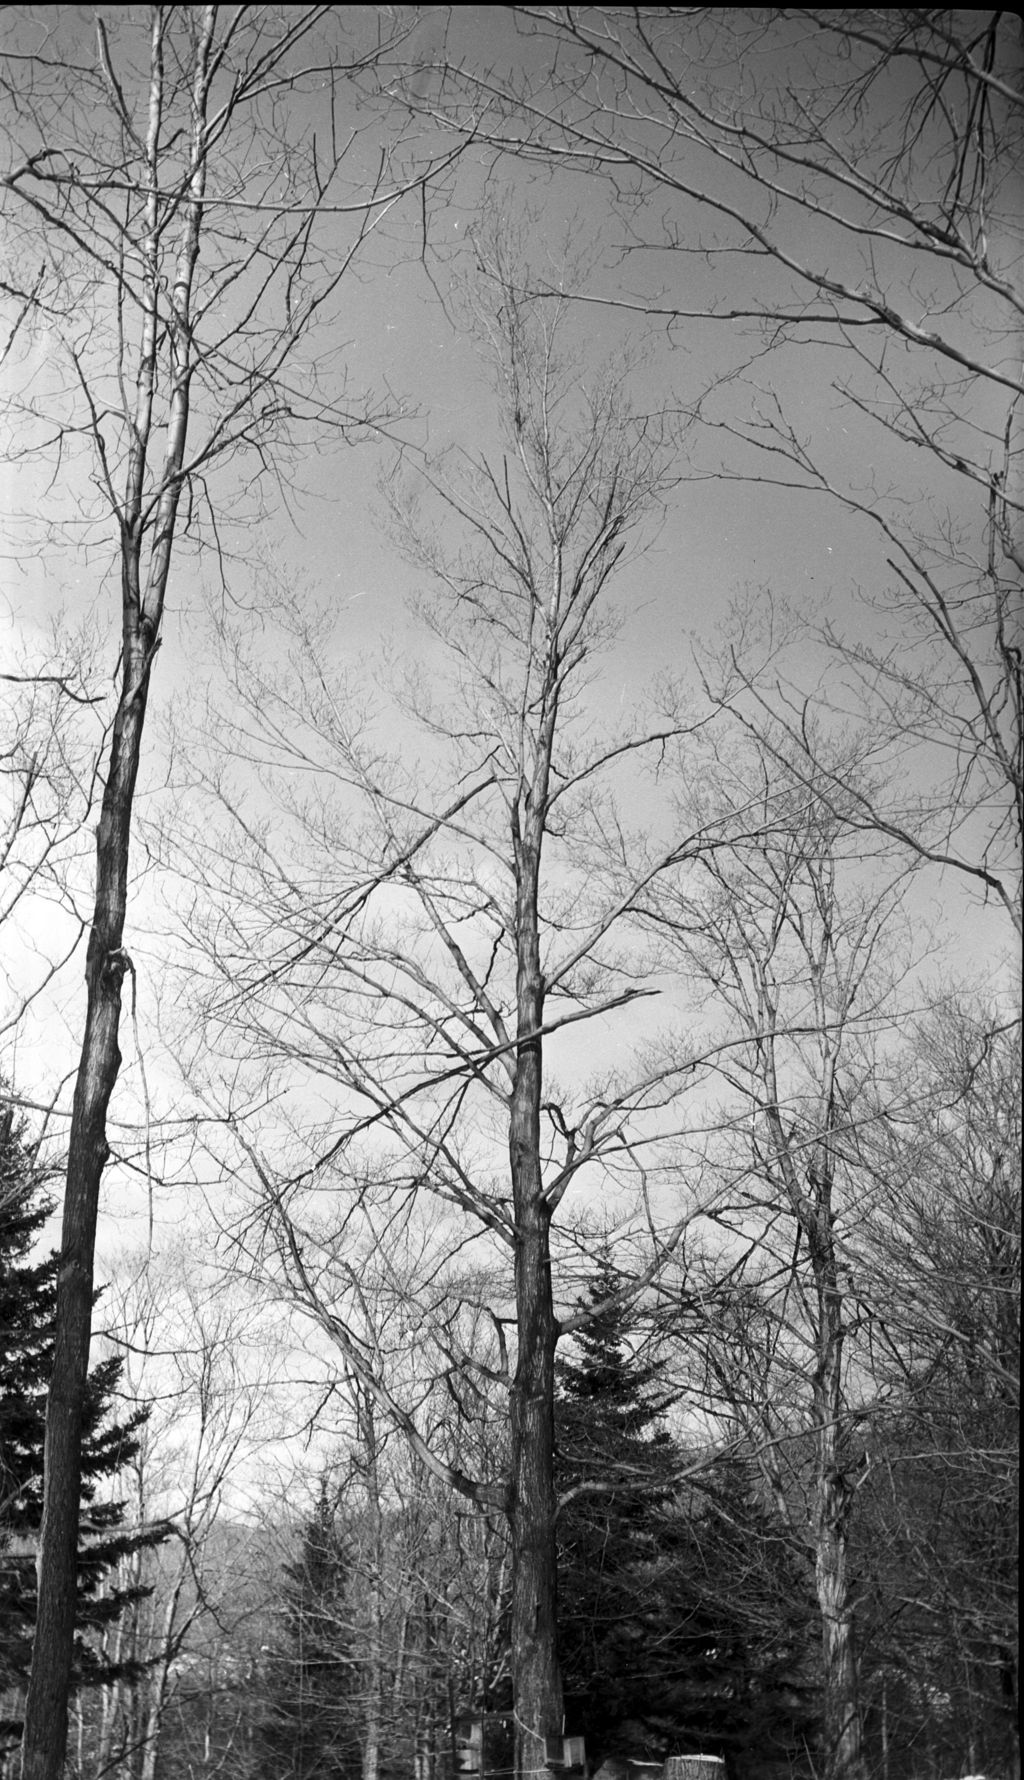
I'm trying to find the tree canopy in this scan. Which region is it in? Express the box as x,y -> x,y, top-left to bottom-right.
0,10 -> 1018,1779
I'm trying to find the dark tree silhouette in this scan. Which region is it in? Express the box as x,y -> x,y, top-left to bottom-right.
556,1257 -> 817,1777
0,1099 -> 167,1752
255,1479 -> 360,1780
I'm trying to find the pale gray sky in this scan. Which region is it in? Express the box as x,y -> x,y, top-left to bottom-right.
1,6 -> 1015,1277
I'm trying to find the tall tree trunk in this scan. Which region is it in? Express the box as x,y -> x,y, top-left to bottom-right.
806,1137 -> 867,1780
95,1549 -> 139,1775
359,1388 -> 385,1780
508,792 -> 563,1780
139,1587 -> 184,1780
20,17 -> 212,1773
815,1464 -> 864,1780
508,1199 -> 562,1780
767,1053 -> 868,1780
20,638 -> 153,1780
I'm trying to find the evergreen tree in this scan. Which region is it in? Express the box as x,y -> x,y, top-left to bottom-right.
0,1098 -> 167,1748
257,1477 -> 360,1780
556,1254 -> 678,1731
670,1457 -> 820,1776
556,1257 -> 817,1776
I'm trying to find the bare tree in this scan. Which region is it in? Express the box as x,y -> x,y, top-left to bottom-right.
81,1246 -> 280,1780
853,999 -> 1019,1774
415,8 -> 1023,932
339,1368 -> 511,1780
646,725 -> 915,1780
247,1389 -> 510,1780
864,999 -> 1020,1397
1,623 -> 102,1057
173,251 -> 728,1775
0,11 -> 451,1772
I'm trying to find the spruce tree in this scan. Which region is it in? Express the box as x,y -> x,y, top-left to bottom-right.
671,1456 -> 819,1775
556,1256 -> 817,1775
257,1477 -> 360,1780
556,1253 -> 677,1720
0,1098 -> 167,1749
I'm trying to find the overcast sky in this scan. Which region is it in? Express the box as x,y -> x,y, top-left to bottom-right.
1,7 -> 1015,1268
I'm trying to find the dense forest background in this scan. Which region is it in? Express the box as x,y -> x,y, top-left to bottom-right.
1,9 -> 1019,1780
